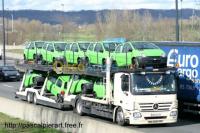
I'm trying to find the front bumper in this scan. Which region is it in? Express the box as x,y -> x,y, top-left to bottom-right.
124,109 -> 177,125
137,56 -> 167,68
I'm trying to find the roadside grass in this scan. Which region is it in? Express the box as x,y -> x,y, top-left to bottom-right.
0,112 -> 62,133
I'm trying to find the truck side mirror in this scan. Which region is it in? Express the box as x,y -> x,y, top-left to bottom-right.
128,49 -> 132,52
121,74 -> 129,92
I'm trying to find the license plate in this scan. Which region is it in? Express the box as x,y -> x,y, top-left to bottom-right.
148,120 -> 163,123
10,76 -> 16,78
151,113 -> 161,117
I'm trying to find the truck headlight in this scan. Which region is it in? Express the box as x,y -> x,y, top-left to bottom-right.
17,73 -> 20,76
170,111 -> 177,116
4,73 -> 8,76
133,112 -> 142,118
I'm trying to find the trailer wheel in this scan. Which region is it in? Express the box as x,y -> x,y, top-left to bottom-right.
76,99 -> 84,116
33,93 -> 37,105
116,107 -> 126,126
27,92 -> 32,103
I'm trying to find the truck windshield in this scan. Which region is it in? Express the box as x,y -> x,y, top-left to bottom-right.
78,43 -> 90,51
103,43 -> 116,52
55,43 -> 67,51
131,42 -> 159,50
131,73 -> 176,95
35,42 -> 44,49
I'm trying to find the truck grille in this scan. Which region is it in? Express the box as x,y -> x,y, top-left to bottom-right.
144,116 -> 167,120
139,102 -> 172,112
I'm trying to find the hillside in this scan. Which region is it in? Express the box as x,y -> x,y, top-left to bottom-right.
0,9 -> 199,25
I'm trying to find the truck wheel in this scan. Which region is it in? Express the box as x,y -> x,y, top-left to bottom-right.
33,93 -> 37,105
116,107 -> 126,126
76,99 -> 84,116
27,92 -> 32,103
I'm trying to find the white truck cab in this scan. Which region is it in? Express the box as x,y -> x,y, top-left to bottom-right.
113,71 -> 177,125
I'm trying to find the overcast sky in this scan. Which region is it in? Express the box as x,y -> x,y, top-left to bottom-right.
3,0 -> 199,11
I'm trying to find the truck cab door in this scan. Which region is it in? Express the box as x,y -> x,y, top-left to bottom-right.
114,73 -> 131,110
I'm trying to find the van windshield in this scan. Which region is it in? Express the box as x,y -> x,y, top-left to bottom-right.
131,42 -> 159,50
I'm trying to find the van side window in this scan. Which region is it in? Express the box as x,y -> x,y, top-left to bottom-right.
47,44 -> 54,51
56,79 -> 62,88
65,44 -> 71,51
94,43 -> 103,52
71,44 -> 79,52
88,43 -> 94,51
29,43 -> 35,49
25,43 -> 30,49
122,44 -> 132,53
49,77 -> 57,83
115,45 -> 122,53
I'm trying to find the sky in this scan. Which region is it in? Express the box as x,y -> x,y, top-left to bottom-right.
2,0 -> 199,11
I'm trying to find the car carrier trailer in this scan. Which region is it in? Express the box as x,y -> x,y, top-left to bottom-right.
15,58 -> 178,125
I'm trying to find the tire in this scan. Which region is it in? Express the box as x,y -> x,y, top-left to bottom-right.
112,60 -> 117,68
41,60 -> 46,65
102,59 -> 106,66
77,58 -> 81,65
85,57 -> 90,66
116,107 -> 126,126
76,98 -> 84,116
33,93 -> 37,105
24,55 -> 28,63
132,58 -> 139,68
33,54 -> 38,64
27,92 -> 32,103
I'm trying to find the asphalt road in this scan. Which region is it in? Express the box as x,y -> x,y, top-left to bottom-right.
0,59 -> 199,133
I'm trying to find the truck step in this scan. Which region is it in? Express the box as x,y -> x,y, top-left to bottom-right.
43,93 -> 54,97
